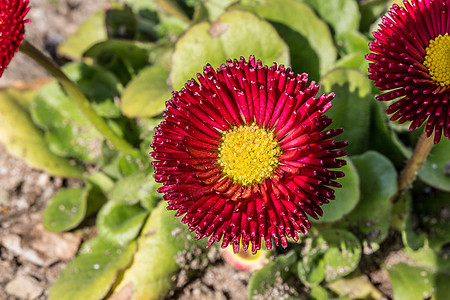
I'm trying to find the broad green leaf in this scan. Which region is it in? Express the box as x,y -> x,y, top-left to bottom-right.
105,3 -> 137,39
110,201 -> 197,299
107,168 -> 161,210
327,274 -> 383,299
319,68 -> 373,155
170,10 -> 289,90
202,0 -> 236,21
64,63 -> 122,118
388,263 -> 450,300
249,251 -> 298,299
236,0 -> 336,81
299,0 -> 360,35
336,30 -> 370,55
298,229 -> 361,284
31,63 -> 121,162
49,237 -> 137,300
419,138 -> 450,191
313,157 -> 360,223
359,0 -> 389,32
43,184 -> 106,232
84,39 -> 150,86
335,52 -> 369,73
0,89 -> 83,178
368,101 -> 405,168
343,151 -> 397,245
121,65 -> 171,118
58,10 -> 108,60
123,0 -> 159,12
414,190 -> 450,250
401,193 -> 426,250
97,202 -> 149,246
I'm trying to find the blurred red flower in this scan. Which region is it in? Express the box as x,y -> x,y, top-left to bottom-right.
367,0 -> 450,143
0,0 -> 30,77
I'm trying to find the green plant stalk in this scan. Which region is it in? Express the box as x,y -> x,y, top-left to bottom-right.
390,129 -> 435,204
19,39 -> 138,156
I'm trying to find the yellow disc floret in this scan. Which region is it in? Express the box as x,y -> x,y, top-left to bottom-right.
218,123 -> 281,186
423,33 -> 450,87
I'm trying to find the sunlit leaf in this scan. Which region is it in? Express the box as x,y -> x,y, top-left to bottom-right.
0,89 -> 83,178
58,10 -> 107,59
43,184 -> 106,232
298,229 -> 361,284
249,251 -> 298,299
343,151 -> 397,245
49,237 -> 137,300
319,68 -> 373,155
170,10 -> 289,90
313,157 -> 360,223
121,65 -> 171,118
110,201 -> 197,299
236,0 -> 337,81
97,201 -> 149,246
419,138 -> 450,192
299,0 -> 360,35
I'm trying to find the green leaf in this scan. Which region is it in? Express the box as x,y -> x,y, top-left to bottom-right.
84,39 -> 150,86
359,0 -> 389,32
108,168 -> 161,210
313,157 -> 360,223
48,237 -> 137,300
43,185 -> 106,232
201,0 -> 236,21
170,9 -> 290,90
336,30 -> 370,55
249,251 -> 298,299
299,0 -> 360,35
97,202 -> 149,246
419,138 -> 450,191
236,0 -> 337,81
298,229 -> 361,284
319,68 -> 373,155
335,52 -> 369,73
368,101 -> 406,168
0,89 -> 83,178
58,10 -> 108,60
327,274 -> 383,299
401,193 -> 426,250
110,201 -> 197,299
31,63 -> 122,162
121,65 -> 171,118
414,190 -> 450,250
343,151 -> 397,245
388,262 -> 450,300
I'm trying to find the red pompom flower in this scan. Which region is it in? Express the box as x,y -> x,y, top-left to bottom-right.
151,56 -> 347,254
367,0 -> 450,143
0,0 -> 30,77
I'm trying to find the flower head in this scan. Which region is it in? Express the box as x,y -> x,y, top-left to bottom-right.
367,0 -> 450,143
0,0 -> 30,77
152,56 -> 347,254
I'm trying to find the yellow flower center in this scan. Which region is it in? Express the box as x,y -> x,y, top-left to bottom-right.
423,33 -> 450,87
218,123 -> 281,186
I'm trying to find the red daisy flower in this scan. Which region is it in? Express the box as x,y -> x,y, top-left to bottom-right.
0,0 -> 30,77
367,0 -> 450,143
151,56 -> 347,254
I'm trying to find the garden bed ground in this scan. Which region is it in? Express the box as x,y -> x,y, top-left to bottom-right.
0,1 -> 398,299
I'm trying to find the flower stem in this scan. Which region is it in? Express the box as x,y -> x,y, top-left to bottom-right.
19,39 -> 138,156
390,129 -> 435,203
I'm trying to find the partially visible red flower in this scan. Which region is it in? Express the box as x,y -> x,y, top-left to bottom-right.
0,0 -> 30,77
367,0 -> 450,143
152,56 -> 347,254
